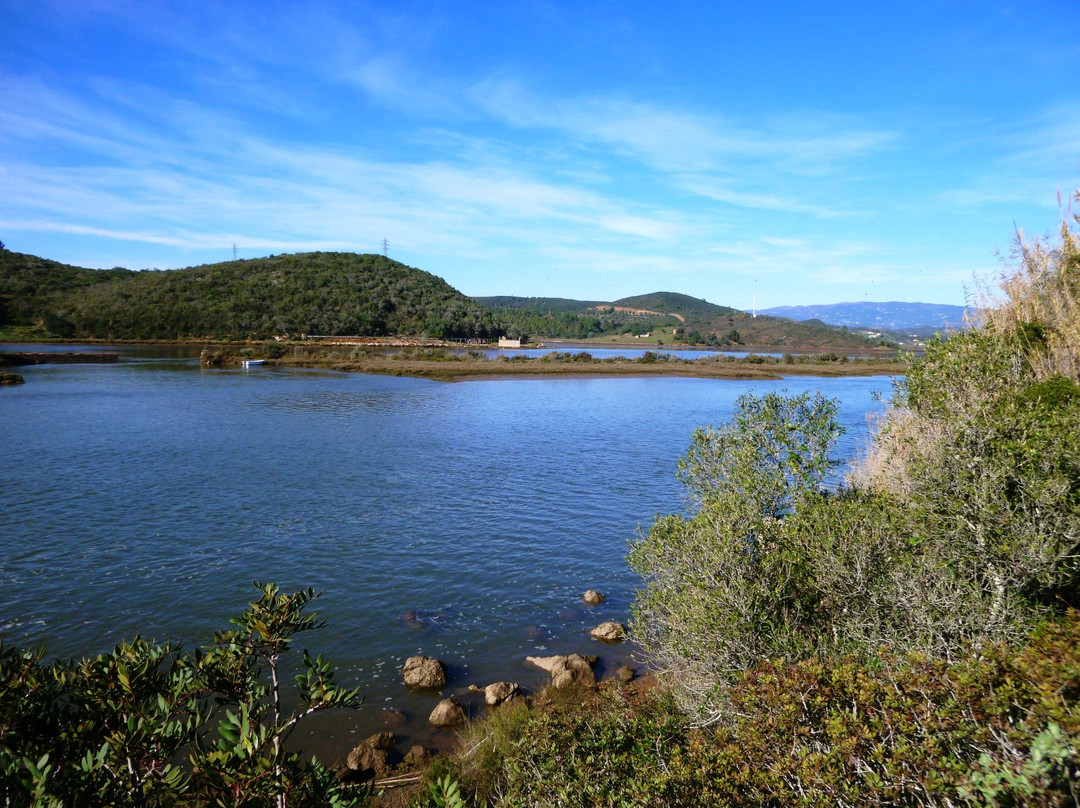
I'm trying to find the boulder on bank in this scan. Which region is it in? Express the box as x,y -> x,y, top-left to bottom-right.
346,731 -> 396,779
402,655 -> 446,689
590,621 -> 627,642
526,653 -> 597,689
583,589 -> 606,605
402,744 -> 430,768
429,696 -> 467,727
484,681 -> 520,706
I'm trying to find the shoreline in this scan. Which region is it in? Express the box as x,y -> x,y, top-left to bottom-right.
202,343 -> 908,381
252,357 -> 905,382
0,338 -> 908,381
0,334 -> 908,354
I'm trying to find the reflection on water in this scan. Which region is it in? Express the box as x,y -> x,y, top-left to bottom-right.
0,347 -> 894,760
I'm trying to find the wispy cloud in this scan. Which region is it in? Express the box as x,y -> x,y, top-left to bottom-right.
3,1 -> 1076,305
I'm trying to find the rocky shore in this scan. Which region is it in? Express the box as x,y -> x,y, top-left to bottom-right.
340,590 -> 636,792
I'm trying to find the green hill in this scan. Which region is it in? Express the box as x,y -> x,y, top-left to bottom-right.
0,250 -> 501,340
476,290 -> 880,348
0,246 -> 884,348
614,291 -> 736,319
473,295 -> 606,312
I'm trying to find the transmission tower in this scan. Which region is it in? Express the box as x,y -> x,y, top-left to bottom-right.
382,238 -> 389,257
232,244 -> 238,260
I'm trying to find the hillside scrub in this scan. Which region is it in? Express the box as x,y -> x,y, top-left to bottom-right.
0,251 -> 501,341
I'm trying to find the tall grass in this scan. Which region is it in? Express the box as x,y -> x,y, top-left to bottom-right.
977,190 -> 1080,381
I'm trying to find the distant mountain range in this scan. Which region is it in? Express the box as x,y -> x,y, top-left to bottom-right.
757,302 -> 974,332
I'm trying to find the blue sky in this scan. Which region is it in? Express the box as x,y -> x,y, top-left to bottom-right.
2,1 -> 1078,308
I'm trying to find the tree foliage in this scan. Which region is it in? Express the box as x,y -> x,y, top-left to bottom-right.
0,250 -> 500,340
631,197 -> 1080,724
0,583 -> 365,808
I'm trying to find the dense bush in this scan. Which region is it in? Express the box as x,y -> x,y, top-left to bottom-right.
629,391 -> 850,721
0,584 -> 365,808
630,202 -> 1080,724
448,613 -> 1079,807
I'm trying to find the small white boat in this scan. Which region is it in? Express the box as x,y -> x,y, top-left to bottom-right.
241,359 -> 266,368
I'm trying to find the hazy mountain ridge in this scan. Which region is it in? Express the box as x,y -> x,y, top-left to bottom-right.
758,301 -> 973,331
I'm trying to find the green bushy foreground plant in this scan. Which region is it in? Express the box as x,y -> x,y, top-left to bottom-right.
0,583 -> 365,808
630,198 -> 1080,724
447,613 -> 1079,806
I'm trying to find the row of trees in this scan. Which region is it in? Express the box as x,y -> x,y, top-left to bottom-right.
485,306 -> 681,342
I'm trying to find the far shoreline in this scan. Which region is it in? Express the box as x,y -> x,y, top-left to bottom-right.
1,337 -> 909,381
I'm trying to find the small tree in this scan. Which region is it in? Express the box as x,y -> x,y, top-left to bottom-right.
193,583 -> 365,808
0,583 -> 365,808
629,391 -> 845,723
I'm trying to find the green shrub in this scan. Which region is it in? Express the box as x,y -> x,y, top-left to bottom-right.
629,391 -> 846,721
0,583 -> 366,808
447,615 -> 1080,807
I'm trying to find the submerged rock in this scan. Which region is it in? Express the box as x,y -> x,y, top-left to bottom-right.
583,589 -> 606,605
616,665 -> 636,683
591,621 -> 627,642
402,655 -> 446,689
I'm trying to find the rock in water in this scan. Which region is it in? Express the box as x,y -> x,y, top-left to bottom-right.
429,696 -> 467,727
525,654 -> 563,674
402,655 -> 446,689
402,745 -> 430,767
526,653 -> 597,689
583,589 -> 606,605
346,731 -> 396,778
590,621 -> 627,642
484,681 -> 520,706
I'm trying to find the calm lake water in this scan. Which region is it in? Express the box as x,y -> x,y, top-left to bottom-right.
0,346 -> 895,759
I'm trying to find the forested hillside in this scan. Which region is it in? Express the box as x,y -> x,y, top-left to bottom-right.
2,245 -> 883,348
477,290 -> 880,347
0,250 -> 501,340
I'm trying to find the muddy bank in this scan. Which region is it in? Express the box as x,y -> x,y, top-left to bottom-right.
0,351 -> 119,365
